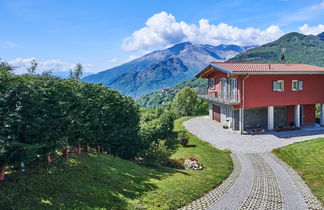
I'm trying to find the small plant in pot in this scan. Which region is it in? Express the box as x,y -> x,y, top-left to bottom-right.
178,132 -> 189,147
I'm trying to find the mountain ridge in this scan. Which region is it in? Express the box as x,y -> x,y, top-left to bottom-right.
137,32 -> 324,107
82,42 -> 253,97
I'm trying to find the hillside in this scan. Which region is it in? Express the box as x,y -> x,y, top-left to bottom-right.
228,32 -> 324,66
136,78 -> 207,108
83,42 -> 253,97
137,32 -> 324,108
0,118 -> 232,210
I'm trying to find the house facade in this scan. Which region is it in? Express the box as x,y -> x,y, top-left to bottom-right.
196,62 -> 324,132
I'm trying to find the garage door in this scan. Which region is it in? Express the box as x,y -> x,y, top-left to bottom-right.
213,105 -> 221,122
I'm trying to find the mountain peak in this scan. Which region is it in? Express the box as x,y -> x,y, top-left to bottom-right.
167,41 -> 194,54
318,32 -> 324,41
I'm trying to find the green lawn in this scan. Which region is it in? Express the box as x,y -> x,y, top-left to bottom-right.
0,117 -> 232,209
273,138 -> 324,204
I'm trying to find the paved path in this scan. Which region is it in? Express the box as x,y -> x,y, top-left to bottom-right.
181,117 -> 323,210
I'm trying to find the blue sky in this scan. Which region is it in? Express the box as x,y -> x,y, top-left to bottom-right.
0,0 -> 323,73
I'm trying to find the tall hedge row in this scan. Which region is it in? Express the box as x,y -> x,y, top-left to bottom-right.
0,73 -> 141,169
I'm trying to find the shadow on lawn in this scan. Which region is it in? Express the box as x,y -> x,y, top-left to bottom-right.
0,153 -> 188,210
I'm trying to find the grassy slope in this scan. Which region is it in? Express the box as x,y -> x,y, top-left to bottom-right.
273,138 -> 324,204
0,117 -> 232,210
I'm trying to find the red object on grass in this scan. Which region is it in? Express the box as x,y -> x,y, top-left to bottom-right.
63,148 -> 69,158
85,145 -> 90,152
189,157 -> 198,162
96,146 -> 101,153
0,165 -> 6,181
46,155 -> 52,163
75,146 -> 81,155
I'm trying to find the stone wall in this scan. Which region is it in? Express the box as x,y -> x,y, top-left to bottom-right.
274,106 -> 287,128
244,107 -> 268,130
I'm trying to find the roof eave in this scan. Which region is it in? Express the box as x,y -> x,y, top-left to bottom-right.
233,71 -> 324,75
195,63 -> 233,78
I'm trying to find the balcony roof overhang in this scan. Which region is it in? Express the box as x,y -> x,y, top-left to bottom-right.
195,64 -> 233,78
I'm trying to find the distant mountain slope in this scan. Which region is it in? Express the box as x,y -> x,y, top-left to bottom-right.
82,42 -> 253,97
318,32 -> 324,41
137,32 -> 324,107
228,32 -> 324,67
136,78 -> 207,108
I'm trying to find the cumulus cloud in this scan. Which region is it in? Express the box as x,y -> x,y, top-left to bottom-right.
121,11 -> 284,51
299,24 -> 324,35
8,58 -> 93,74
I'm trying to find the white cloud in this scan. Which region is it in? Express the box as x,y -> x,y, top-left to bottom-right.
299,24 -> 324,35
8,58 -> 93,74
121,11 -> 284,51
109,58 -> 118,63
125,55 -> 139,62
310,0 -> 324,10
3,41 -> 19,48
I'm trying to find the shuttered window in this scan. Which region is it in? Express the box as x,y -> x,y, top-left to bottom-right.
273,80 -> 284,91
292,80 -> 303,91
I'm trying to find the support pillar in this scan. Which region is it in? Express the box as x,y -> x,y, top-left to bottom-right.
294,105 -> 301,127
239,108 -> 244,133
320,104 -> 324,126
268,106 -> 274,130
209,102 -> 213,120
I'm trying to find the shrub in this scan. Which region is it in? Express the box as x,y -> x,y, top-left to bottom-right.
140,140 -> 174,166
167,158 -> 185,169
178,132 -> 189,147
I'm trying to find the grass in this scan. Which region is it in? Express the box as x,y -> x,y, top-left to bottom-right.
273,138 -> 324,204
0,117 -> 232,209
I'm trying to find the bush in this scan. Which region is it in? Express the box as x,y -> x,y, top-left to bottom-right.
0,69 -> 141,172
167,158 -> 185,169
178,132 -> 189,147
171,87 -> 208,118
140,140 -> 173,166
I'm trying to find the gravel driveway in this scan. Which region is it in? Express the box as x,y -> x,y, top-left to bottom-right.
181,116 -> 323,210
183,116 -> 324,153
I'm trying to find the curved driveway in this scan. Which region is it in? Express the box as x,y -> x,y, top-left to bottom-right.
181,116 -> 323,210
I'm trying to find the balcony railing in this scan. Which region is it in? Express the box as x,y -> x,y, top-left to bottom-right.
196,89 -> 240,105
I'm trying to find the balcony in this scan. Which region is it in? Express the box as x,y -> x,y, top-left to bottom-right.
196,89 -> 240,105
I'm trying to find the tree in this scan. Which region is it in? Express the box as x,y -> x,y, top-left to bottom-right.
41,69 -> 53,77
69,63 -> 83,80
0,59 -> 14,76
27,59 -> 38,75
171,87 -> 198,117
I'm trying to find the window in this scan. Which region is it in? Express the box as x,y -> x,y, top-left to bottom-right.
273,80 -> 284,91
292,80 -> 303,91
208,78 -> 215,89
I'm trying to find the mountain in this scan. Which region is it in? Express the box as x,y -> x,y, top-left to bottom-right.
82,42 -> 253,97
228,32 -> 324,67
136,78 -> 207,108
137,32 -> 324,108
318,32 -> 324,41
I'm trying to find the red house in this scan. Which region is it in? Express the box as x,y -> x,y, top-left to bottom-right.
196,62 -> 324,133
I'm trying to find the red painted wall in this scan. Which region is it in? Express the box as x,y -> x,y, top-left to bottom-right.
242,75 -> 324,108
287,106 -> 295,124
286,104 -> 316,125
303,104 -> 316,124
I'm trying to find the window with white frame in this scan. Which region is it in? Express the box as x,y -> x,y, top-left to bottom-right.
273,80 -> 284,91
208,78 -> 215,89
292,80 -> 303,91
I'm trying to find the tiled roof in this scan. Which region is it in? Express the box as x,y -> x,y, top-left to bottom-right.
210,62 -> 324,73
